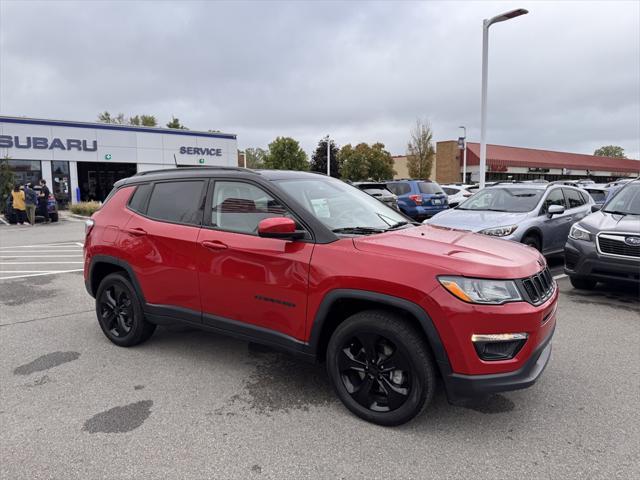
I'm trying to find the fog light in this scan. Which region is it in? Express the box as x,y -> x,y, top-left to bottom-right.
471,333 -> 528,361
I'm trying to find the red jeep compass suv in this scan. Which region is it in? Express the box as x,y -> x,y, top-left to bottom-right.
84,167 -> 557,426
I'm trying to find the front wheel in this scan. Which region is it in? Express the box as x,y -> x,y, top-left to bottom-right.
522,234 -> 541,252
570,276 -> 597,290
326,310 -> 435,426
95,273 -> 156,347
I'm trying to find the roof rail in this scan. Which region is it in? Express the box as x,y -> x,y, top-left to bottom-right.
545,180 -> 576,188
134,166 -> 254,177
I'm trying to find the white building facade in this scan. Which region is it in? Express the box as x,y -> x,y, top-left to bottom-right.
0,116 -> 238,205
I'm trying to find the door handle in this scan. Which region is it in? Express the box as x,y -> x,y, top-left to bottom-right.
201,240 -> 228,251
125,227 -> 147,236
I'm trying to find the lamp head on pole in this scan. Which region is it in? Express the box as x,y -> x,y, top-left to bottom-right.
486,8 -> 528,28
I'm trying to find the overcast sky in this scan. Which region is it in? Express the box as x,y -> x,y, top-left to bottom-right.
1,0 -> 639,159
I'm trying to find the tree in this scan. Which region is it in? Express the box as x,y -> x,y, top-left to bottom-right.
339,142 -> 395,181
406,119 -> 435,179
0,156 -> 15,213
166,116 -> 187,129
594,145 -> 626,158
243,147 -> 267,169
129,115 -> 158,127
97,111 -> 125,124
310,137 -> 341,177
264,137 -> 309,171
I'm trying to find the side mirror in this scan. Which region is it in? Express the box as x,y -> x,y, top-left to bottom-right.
591,204 -> 602,212
257,217 -> 305,240
547,204 -> 565,217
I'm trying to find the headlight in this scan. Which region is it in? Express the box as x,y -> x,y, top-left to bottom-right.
569,223 -> 592,242
438,276 -> 522,304
479,224 -> 518,237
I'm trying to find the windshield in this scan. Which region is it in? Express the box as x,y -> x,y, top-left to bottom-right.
418,182 -> 444,195
276,177 -> 408,232
458,188 -> 543,212
602,183 -> 640,215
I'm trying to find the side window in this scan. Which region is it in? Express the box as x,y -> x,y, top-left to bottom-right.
540,189 -> 566,214
443,187 -> 457,195
146,181 -> 205,225
563,188 -> 585,209
391,183 -> 411,195
386,183 -> 399,195
128,183 -> 152,213
211,181 -> 291,234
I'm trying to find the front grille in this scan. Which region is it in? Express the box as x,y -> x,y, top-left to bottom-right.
597,234 -> 640,258
519,268 -> 555,305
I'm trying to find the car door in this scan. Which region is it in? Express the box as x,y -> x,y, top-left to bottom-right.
122,179 -> 206,317
563,187 -> 590,224
196,179 -> 314,341
538,188 -> 571,253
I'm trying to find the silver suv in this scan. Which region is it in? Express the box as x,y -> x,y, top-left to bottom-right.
426,183 -> 594,255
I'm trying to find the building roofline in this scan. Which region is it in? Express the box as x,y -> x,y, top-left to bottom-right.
0,115 -> 237,140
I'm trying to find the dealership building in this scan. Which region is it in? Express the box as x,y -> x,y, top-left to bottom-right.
436,140 -> 640,184
0,116 -> 237,205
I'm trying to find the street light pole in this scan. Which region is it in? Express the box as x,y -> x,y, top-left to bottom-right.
459,126 -> 467,183
243,150 -> 247,168
479,8 -> 528,189
326,134 -> 331,177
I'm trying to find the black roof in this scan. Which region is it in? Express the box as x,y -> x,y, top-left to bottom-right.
117,167 -> 327,187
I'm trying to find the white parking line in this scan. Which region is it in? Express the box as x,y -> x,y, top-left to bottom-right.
0,261 -> 84,264
553,273 -> 567,280
0,250 -> 81,254
0,269 -> 84,280
0,255 -> 83,258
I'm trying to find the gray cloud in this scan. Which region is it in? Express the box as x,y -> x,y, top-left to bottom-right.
1,0 -> 638,159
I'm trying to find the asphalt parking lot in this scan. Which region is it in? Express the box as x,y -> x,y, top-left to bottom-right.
1,218 -> 639,480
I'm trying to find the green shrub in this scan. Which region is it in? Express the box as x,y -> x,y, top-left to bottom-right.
69,201 -> 101,217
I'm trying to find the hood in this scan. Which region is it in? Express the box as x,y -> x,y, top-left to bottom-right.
427,209 -> 528,232
581,210 -> 640,233
353,224 -> 545,279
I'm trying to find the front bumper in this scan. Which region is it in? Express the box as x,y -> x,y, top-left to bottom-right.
565,238 -> 640,284
443,325 -> 554,402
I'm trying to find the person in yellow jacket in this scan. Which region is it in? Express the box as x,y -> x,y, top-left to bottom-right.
11,185 -> 27,225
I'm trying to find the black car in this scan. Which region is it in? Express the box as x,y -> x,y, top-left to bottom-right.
564,180 -> 640,289
352,182 -> 399,210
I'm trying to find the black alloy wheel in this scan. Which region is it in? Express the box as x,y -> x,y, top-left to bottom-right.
95,273 -> 156,347
99,283 -> 134,338
327,310 -> 435,426
339,332 -> 412,412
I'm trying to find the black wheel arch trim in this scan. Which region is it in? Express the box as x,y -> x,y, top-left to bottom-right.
309,289 -> 453,374
86,254 -> 147,304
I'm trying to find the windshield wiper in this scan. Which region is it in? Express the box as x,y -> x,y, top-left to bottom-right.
332,226 -> 385,235
385,220 -> 419,230
602,210 -> 631,216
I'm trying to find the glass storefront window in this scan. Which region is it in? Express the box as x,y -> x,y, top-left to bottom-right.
52,161 -> 71,207
7,160 -> 41,187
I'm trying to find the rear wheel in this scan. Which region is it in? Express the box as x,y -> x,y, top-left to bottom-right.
326,310 -> 435,426
570,276 -> 597,290
95,273 -> 156,347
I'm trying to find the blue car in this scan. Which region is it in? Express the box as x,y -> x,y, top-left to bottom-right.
385,179 -> 448,221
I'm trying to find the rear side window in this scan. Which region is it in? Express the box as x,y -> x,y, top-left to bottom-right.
442,187 -> 458,195
563,188 -> 586,209
586,189 -> 605,203
387,183 -> 411,195
128,183 -> 152,213
146,181 -> 205,225
418,182 -> 444,195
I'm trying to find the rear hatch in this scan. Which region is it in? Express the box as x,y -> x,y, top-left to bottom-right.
417,181 -> 447,207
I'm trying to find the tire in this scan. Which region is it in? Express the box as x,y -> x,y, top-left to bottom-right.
522,234 -> 541,252
326,310 -> 436,426
95,272 -> 156,347
49,212 -> 59,222
570,276 -> 597,290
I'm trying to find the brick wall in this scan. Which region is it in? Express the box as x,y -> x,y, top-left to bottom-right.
435,141 -> 460,183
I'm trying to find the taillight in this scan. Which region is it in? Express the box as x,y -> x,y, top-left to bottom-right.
85,219 -> 95,236
409,194 -> 422,205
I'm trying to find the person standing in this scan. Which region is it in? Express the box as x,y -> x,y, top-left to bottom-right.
24,182 -> 37,226
11,185 -> 26,225
38,179 -> 50,223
